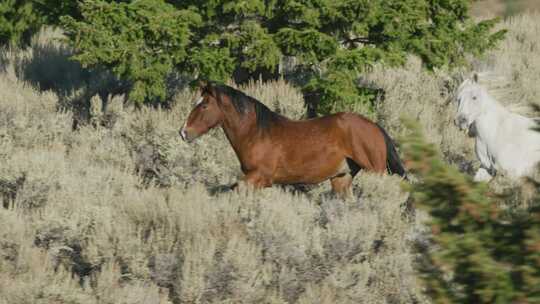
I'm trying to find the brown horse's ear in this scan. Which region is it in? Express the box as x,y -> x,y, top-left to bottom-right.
202,81 -> 217,98
196,80 -> 208,95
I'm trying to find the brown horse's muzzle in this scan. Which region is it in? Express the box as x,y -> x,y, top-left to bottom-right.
180,127 -> 196,142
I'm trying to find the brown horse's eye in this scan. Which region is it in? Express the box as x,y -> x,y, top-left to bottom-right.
201,103 -> 208,109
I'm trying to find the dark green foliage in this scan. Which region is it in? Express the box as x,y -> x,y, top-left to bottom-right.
34,0 -> 133,26
401,119 -> 540,303
4,0 -> 505,109
194,0 -> 502,113
303,70 -> 379,115
0,0 -> 43,46
33,0 -> 81,25
61,0 -> 201,103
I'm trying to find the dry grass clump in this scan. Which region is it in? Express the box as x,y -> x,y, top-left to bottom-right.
472,0 -> 540,18
479,13 -> 540,110
240,79 -> 306,120
364,57 -> 474,171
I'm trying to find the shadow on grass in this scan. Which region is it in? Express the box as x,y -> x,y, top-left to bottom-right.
208,184 -> 237,196
13,36 -> 129,127
14,36 -> 194,128
207,182 -> 314,197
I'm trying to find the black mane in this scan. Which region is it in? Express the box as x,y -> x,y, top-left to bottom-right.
212,83 -> 281,130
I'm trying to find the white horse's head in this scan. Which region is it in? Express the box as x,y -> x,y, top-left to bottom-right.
454,74 -> 490,131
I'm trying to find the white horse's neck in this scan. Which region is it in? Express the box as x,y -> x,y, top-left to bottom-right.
486,92 -> 506,110
480,93 -> 510,120
473,93 -> 508,139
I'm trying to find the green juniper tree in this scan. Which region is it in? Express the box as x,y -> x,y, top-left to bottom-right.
61,0 -> 201,103
401,119 -> 540,303
57,1 -> 505,110
0,0 -> 44,46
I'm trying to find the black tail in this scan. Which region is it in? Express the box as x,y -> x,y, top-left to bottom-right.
378,125 -> 407,179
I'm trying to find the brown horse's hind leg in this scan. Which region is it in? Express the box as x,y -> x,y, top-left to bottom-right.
347,124 -> 387,173
331,174 -> 353,199
349,147 -> 386,173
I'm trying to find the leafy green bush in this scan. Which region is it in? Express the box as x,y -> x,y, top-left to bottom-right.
34,0 -> 81,25
59,0 -> 505,111
61,0 -> 201,103
402,119 -> 540,303
0,0 -> 43,46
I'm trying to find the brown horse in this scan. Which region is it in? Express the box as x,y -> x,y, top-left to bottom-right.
180,82 -> 406,197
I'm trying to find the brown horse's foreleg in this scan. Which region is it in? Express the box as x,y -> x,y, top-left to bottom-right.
330,174 -> 353,199
240,171 -> 272,190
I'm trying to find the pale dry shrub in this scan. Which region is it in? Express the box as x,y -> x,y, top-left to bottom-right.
472,0 -> 540,18
0,56 -> 424,302
364,57 -> 475,172
239,78 -> 306,120
0,72 -> 72,149
478,13 -> 540,110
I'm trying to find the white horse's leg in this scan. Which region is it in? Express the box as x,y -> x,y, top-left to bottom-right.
474,138 -> 494,182
474,168 -> 493,182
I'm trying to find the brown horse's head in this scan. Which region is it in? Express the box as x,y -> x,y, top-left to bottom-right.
180,82 -> 224,142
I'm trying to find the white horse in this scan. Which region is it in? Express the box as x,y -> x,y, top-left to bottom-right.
454,74 -> 540,182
